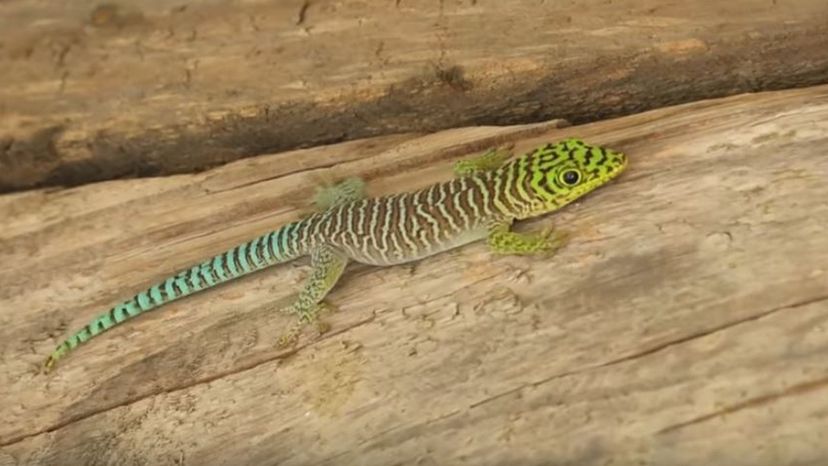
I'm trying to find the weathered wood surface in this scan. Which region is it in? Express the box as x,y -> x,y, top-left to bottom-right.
2,0 -> 828,193
2,85 -> 828,465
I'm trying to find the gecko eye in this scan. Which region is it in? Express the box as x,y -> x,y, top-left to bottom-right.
559,169 -> 582,187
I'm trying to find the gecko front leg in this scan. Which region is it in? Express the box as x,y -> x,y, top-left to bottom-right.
486,221 -> 568,256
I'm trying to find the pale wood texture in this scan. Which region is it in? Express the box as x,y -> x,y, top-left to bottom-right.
2,0 -> 828,192
1,85 -> 828,465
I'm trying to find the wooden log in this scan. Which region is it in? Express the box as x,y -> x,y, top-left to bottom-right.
1,85 -> 828,464
2,0 -> 828,192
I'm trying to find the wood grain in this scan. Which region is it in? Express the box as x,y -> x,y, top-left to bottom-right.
1,85 -> 828,465
2,0 -> 828,192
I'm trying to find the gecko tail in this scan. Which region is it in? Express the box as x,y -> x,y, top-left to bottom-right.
42,220 -> 310,373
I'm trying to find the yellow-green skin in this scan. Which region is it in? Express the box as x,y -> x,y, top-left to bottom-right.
44,138 -> 627,372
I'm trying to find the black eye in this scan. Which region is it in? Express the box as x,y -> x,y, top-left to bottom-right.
560,169 -> 581,186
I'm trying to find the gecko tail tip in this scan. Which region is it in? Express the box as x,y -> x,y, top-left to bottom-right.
42,357 -> 56,374
42,345 -> 67,374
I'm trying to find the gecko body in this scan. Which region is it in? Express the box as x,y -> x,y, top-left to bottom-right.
44,138 -> 627,371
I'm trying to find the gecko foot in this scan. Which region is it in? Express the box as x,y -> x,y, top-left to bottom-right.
277,302 -> 337,347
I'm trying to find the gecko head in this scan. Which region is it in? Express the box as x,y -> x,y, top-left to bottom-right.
523,138 -> 627,216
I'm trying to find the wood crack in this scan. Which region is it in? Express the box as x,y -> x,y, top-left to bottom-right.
596,293 -> 828,369
328,293 -> 828,458
462,293 -> 828,413
658,374 -> 828,434
200,159 -> 344,195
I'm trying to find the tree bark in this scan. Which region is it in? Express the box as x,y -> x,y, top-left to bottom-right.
1,84 -> 827,465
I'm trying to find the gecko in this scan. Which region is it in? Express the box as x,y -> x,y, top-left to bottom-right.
43,138 -> 627,372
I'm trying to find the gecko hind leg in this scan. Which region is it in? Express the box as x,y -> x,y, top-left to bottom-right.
277,244 -> 348,346
453,146 -> 514,177
312,177 -> 366,211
